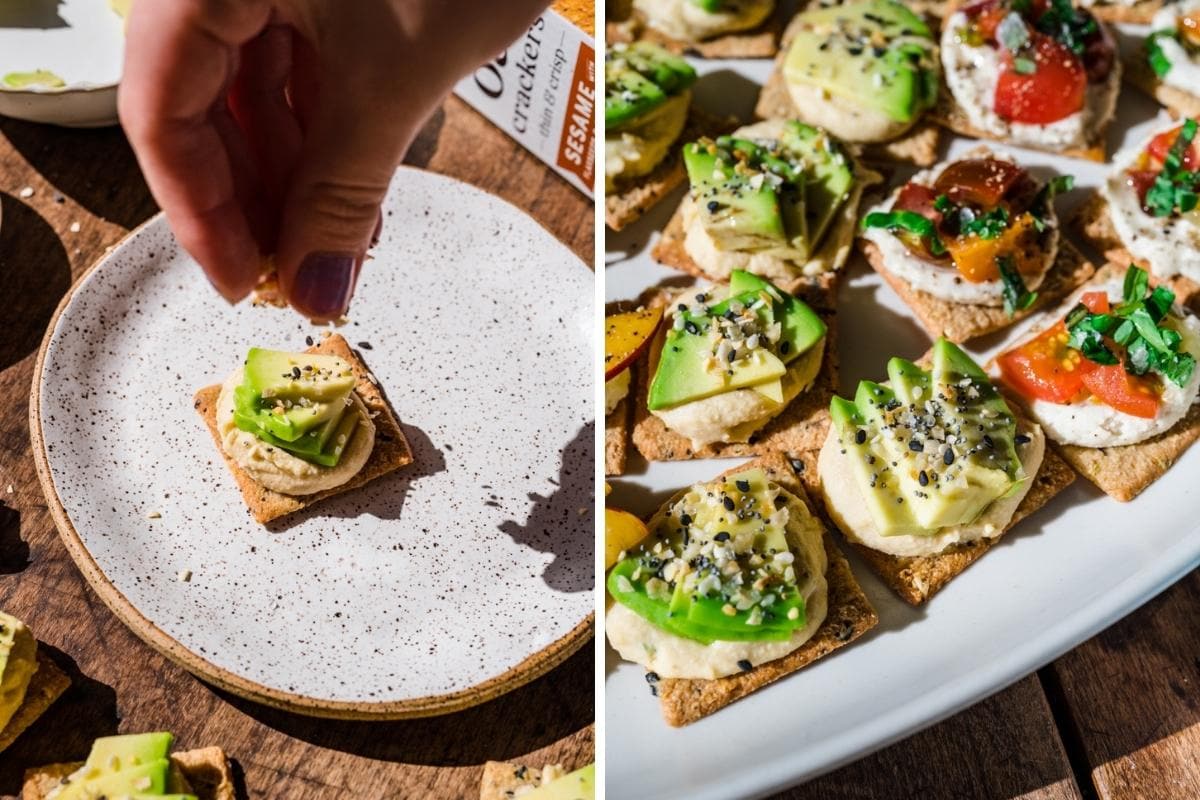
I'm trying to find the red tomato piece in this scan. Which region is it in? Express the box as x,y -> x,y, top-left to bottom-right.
933,158 -> 1029,208
1146,126 -> 1200,171
1080,291 -> 1110,314
894,182 -> 943,223
996,322 -> 1093,404
994,34 -> 1086,125
1080,365 -> 1161,418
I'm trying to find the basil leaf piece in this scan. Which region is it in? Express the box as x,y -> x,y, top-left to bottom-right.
1035,0 -> 1098,56
1146,30 -> 1176,79
1145,119 -> 1200,218
960,206 -> 1010,239
998,256 -> 1037,316
862,210 -> 947,255
1123,264 -> 1149,304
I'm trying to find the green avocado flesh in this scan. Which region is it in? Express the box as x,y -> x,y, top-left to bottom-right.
648,270 -> 825,410
233,348 -> 359,467
520,764 -> 596,800
783,0 -> 938,124
47,733 -> 194,800
2,70 -> 65,89
829,339 -> 1024,537
605,41 -> 696,131
608,469 -> 809,644
683,121 -> 854,259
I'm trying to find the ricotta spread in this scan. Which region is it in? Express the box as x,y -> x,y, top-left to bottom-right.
605,484 -> 829,679
216,369 -> 375,496
860,150 -> 1058,306
633,0 -> 774,41
1001,276 -> 1200,447
941,11 -> 1120,151
819,416 -> 1046,557
1101,120 -> 1200,285
605,91 -> 690,192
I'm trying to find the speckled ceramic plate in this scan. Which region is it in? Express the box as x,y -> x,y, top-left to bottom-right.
32,167 -> 594,718
0,0 -> 125,127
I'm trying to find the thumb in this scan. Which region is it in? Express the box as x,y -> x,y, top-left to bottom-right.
274,54 -> 425,321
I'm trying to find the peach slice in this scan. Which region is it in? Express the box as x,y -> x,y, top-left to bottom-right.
605,307 -> 662,381
605,507 -> 649,569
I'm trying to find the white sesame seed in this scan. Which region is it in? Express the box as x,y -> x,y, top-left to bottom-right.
18,186 -> 33,198
69,221 -> 81,233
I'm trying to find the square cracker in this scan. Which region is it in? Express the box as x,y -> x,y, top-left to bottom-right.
605,1 -> 788,58
650,161 -> 883,311
1124,53 -> 1200,120
630,291 -> 838,461
23,746 -> 235,800
0,651 -> 69,754
1087,0 -> 1162,23
1052,404 -> 1200,502
480,761 -> 564,800
193,333 -> 413,525
754,14 -> 942,168
799,423 -> 1076,605
1070,192 -> 1200,313
606,397 -> 631,477
606,107 -> 738,232
859,236 -> 1098,342
653,452 -> 878,727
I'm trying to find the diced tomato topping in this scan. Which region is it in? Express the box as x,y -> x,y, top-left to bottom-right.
1180,11 -> 1200,47
933,158 -> 1029,208
895,182 -> 943,223
972,3 -> 1011,42
997,322 -> 1092,404
994,34 -> 1087,124
1126,170 -> 1159,208
1080,291 -> 1110,314
1080,365 -> 1161,418
1146,126 -> 1200,171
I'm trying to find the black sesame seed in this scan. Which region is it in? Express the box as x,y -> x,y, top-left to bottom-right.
291,366 -> 301,379
944,449 -> 956,465
707,200 -> 720,213
714,532 -> 731,542
918,470 -> 929,486
1015,434 -> 1031,445
790,458 -> 806,473
305,335 -> 314,346
357,341 -> 373,350
735,479 -> 750,492
680,513 -> 692,526
780,341 -> 791,355
684,321 -> 700,336
855,429 -> 866,445
982,434 -> 995,448
737,659 -> 753,672
696,293 -> 707,303
722,496 -> 736,511
645,671 -> 660,684
908,439 -> 924,452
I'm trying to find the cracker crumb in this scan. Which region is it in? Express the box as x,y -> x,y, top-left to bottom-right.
5,485 -> 11,494
18,186 -> 33,199
146,510 -> 161,519
69,221 -> 81,233
177,570 -> 192,583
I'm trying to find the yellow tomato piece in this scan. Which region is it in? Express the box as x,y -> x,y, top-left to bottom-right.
944,212 -> 1042,283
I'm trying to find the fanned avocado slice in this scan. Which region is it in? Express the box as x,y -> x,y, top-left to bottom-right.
605,42 -> 696,130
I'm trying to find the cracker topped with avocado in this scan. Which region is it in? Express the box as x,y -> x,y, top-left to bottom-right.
607,0 -> 786,59
756,0 -> 942,167
479,760 -> 595,800
23,731 -> 235,800
194,333 -> 412,524
817,338 -> 1074,604
632,270 -> 836,460
652,119 -> 881,303
605,452 -> 876,725
0,611 -> 69,755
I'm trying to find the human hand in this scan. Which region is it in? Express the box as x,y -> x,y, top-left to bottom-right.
119,0 -> 549,321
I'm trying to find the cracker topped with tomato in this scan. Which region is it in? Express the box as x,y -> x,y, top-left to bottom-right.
940,0 -> 1119,157
858,148 -> 1088,339
995,264 -> 1200,452
1099,119 -> 1200,291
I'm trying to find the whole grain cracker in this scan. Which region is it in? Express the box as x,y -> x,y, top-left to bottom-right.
1086,0 -> 1162,23
860,236 -> 1097,342
605,1 -> 789,58
480,761 -> 562,800
754,13 -> 942,167
1124,54 -> 1200,120
606,396 -> 631,477
809,417 -> 1077,605
23,746 -> 235,800
0,651 -> 69,754
606,108 -> 739,231
650,161 -> 882,310
631,291 -> 838,461
1070,192 -> 1200,312
193,334 -> 412,525
652,452 -> 878,726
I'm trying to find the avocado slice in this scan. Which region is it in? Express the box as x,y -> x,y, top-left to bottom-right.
0,612 -> 36,732
728,269 -> 826,364
81,732 -> 173,774
683,144 -> 789,253
243,348 -> 356,404
830,339 -> 1022,537
2,70 -> 66,89
605,42 -> 696,131
779,122 -> 855,251
607,469 -> 808,643
783,0 -> 937,124
49,759 -> 171,800
649,324 -> 787,410
519,764 -> 595,800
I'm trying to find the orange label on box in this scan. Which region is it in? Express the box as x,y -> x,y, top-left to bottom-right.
556,42 -> 595,190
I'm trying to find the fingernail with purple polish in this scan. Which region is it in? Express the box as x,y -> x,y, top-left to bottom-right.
292,251 -> 358,320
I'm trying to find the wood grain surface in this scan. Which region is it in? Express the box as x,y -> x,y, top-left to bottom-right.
0,95 -> 593,799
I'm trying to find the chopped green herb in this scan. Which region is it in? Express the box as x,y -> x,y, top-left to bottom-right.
960,206 -> 1010,239
1144,118 -> 1200,218
998,256 -> 1037,316
1035,0 -> 1098,57
1013,56 -> 1037,75
1146,29 -> 1176,79
862,210 -> 947,255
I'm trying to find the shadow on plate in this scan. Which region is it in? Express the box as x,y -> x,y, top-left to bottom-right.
0,192 -> 72,372
265,423 -> 447,532
499,422 -> 594,594
0,117 -> 156,229
216,642 -> 593,768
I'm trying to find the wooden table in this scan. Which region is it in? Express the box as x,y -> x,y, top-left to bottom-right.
770,566 -> 1200,799
0,95 -> 593,800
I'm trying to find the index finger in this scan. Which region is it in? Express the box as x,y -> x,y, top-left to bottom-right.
117,0 -> 273,302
